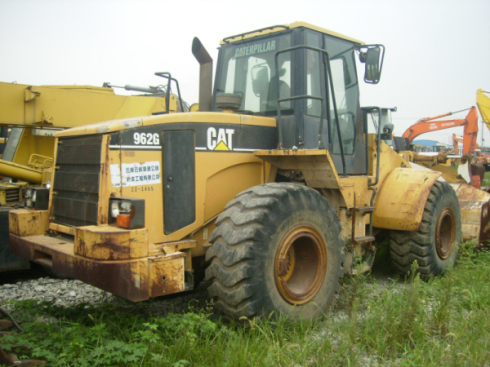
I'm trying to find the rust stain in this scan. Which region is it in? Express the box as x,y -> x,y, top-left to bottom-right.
452,183 -> 490,242
92,238 -> 131,260
73,257 -> 149,301
77,238 -> 86,256
149,254 -> 185,297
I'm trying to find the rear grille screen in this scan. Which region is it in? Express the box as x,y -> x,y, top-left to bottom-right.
6,188 -> 20,204
52,135 -> 102,227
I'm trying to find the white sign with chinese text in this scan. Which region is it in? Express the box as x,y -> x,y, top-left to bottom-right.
110,161 -> 161,187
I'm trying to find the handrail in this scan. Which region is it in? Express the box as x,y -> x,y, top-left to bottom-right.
365,107 -> 381,187
153,72 -> 184,113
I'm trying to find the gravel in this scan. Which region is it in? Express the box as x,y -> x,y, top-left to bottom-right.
0,274 -> 210,318
0,277 -> 119,307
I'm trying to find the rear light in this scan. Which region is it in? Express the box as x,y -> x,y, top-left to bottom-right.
109,197 -> 145,229
117,214 -> 131,228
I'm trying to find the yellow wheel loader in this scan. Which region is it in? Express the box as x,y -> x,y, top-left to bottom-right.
8,22 -> 470,320
0,75 -> 187,272
366,106 -> 490,244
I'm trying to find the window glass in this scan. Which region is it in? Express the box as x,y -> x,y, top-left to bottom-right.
325,35 -> 359,155
216,35 -> 291,115
306,32 -> 322,117
306,50 -> 322,116
366,109 -> 380,132
329,58 -> 355,154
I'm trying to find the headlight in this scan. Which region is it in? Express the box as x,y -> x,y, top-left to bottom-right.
45,180 -> 52,189
110,201 -> 120,218
25,188 -> 33,198
108,198 -> 145,229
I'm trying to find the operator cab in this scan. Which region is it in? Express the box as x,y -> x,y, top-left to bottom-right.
213,22 -> 384,175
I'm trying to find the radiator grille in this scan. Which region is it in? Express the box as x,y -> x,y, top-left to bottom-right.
5,188 -> 21,204
52,135 -> 102,227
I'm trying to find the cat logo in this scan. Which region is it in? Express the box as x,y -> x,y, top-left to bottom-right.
207,127 -> 235,151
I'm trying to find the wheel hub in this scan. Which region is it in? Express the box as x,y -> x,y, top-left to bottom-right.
274,226 -> 327,305
436,208 -> 456,259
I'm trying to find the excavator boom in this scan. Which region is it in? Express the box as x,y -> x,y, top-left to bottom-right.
402,106 -> 479,155
0,82 -> 180,128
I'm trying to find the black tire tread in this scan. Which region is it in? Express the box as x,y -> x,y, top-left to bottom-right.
205,182 -> 344,319
388,181 -> 461,278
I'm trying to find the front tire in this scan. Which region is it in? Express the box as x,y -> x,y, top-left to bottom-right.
389,181 -> 461,278
205,183 -> 344,320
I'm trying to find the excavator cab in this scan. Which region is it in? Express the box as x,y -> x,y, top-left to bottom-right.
213,24 -> 384,175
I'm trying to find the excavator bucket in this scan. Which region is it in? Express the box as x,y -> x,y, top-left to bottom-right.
479,201 -> 490,245
450,182 -> 490,244
424,163 -> 490,243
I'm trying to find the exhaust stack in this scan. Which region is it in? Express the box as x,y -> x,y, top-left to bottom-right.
192,37 -> 213,112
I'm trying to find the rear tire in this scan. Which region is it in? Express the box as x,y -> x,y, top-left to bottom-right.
205,183 -> 344,321
389,181 -> 461,278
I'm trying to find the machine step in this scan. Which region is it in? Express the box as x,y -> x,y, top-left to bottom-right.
353,236 -> 376,244
355,206 -> 376,215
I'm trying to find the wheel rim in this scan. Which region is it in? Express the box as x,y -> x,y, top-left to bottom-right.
436,208 -> 456,259
274,226 -> 327,305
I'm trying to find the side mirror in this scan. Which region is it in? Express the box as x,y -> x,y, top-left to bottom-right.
251,64 -> 269,96
382,123 -> 394,134
359,45 -> 385,84
380,123 -> 394,140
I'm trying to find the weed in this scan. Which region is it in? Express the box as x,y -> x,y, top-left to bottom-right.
1,246 -> 490,366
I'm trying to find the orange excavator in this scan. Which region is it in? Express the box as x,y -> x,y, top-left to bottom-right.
452,134 -> 477,156
402,106 -> 485,189
402,106 -> 479,155
452,133 -> 489,166
453,134 -> 462,155
453,133 -> 490,168
452,133 -> 486,157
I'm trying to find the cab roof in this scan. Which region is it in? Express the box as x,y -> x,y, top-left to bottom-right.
220,21 -> 364,46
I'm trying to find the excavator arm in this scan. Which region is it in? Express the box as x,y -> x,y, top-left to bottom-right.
453,133 -> 462,155
453,133 -> 483,158
402,106 -> 479,155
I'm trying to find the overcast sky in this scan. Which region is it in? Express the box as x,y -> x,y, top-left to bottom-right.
1,0 -> 489,146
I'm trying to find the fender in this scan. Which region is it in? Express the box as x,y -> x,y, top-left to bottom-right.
372,167 -> 442,231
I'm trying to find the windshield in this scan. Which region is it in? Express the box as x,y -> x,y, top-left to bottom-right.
215,35 -> 292,115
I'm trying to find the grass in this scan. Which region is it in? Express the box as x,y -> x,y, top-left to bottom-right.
1,243 -> 490,366
482,170 -> 490,187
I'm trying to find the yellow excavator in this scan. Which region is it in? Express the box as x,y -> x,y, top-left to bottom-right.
0,74 -> 187,272
8,22 -> 490,321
